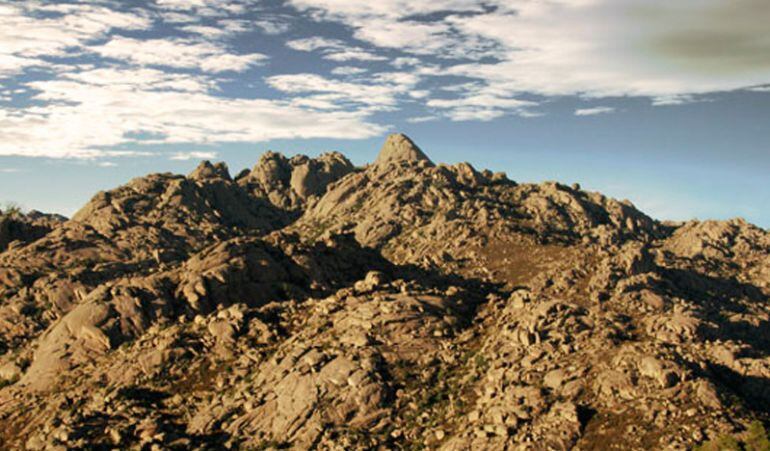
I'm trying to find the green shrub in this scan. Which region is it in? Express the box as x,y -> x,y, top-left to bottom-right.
0,202 -> 23,218
695,422 -> 770,451
744,421 -> 770,451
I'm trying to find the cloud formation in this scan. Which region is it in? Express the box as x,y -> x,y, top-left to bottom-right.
1,0 -> 768,160
267,71 -> 419,110
287,37 -> 387,62
95,36 -> 267,72
0,1 -> 389,159
575,107 -> 616,116
1,66 -> 386,158
446,0 -> 770,100
0,2 -> 151,76
170,151 -> 219,161
292,0 -> 770,115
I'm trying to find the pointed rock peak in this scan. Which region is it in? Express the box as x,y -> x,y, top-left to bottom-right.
375,133 -> 433,167
188,160 -> 231,181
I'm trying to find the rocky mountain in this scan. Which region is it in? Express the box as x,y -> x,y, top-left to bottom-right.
0,134 -> 768,450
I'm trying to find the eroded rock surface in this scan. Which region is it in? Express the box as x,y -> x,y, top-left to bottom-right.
1,134 -> 768,450
237,151 -> 355,212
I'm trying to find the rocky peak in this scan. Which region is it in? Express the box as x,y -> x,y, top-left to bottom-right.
188,160 -> 231,181
239,150 -> 355,211
375,133 -> 434,167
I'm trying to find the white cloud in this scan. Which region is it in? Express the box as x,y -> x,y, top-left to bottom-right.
180,18 -> 286,39
155,0 -> 246,16
450,1 -> 770,99
574,106 -> 616,116
287,0 -> 492,57
64,67 -> 213,92
650,95 -> 697,106
426,84 -> 537,121
406,115 -> 438,123
157,11 -> 199,23
324,49 -> 386,62
180,25 -> 232,39
331,66 -> 367,76
286,37 -> 339,52
409,90 -> 430,99
392,57 -> 421,68
252,19 -> 291,35
156,0 -> 212,9
95,36 -> 267,73
0,66 -> 386,159
286,37 -> 386,62
96,161 -> 117,167
8,0 -> 765,165
287,0 -> 499,60
288,0 -> 770,112
0,3 -> 151,76
352,19 -> 448,54
0,168 -> 21,173
0,1 -> 398,161
101,150 -> 158,158
170,151 -> 219,161
287,0 -> 483,19
267,72 -> 419,109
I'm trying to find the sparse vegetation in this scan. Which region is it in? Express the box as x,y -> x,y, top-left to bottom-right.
695,422 -> 770,451
0,201 -> 23,218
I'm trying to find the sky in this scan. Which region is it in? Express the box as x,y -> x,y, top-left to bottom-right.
0,0 -> 768,227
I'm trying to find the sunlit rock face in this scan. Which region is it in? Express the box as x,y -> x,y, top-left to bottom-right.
0,134 -> 768,450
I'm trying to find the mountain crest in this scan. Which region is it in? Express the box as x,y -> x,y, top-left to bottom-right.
1,134 -> 768,450
375,133 -> 433,167
188,160 -> 231,181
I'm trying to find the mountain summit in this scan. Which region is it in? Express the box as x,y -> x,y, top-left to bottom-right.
0,135 -> 768,450
375,133 -> 434,167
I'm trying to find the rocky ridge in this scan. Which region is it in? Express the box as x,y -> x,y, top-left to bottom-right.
0,134 -> 768,450
0,209 -> 65,253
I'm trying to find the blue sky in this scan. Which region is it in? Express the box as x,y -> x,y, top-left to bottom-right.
0,0 -> 768,227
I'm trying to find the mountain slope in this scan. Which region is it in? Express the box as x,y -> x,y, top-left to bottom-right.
0,134 -> 768,450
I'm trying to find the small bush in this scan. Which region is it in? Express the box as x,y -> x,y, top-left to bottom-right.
695,421 -> 770,451
0,202 -> 23,218
745,422 -> 770,451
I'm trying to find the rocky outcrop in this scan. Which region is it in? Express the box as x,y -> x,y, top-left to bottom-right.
0,134 -> 768,450
375,133 -> 434,167
237,151 -> 355,212
0,209 -> 65,252
296,143 -> 657,268
71,162 -> 289,255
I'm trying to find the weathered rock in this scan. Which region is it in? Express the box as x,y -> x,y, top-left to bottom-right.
0,362 -> 21,382
375,133 -> 434,167
238,151 -> 355,211
0,133 -> 767,451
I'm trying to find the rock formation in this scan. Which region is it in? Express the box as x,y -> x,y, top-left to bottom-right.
236,151 -> 355,212
375,132 -> 434,167
0,209 -> 64,252
0,134 -> 768,450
